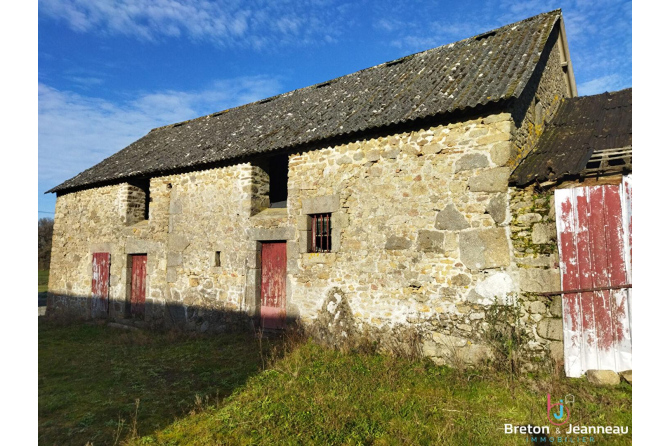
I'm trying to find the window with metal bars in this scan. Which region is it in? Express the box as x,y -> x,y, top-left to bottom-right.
310,213 -> 332,253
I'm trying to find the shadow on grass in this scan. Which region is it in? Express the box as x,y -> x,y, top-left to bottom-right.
123,341 -> 632,446
38,270 -> 49,293
38,317 -> 289,446
39,294 -> 633,445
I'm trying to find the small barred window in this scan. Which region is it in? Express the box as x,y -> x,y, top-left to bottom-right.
310,213 -> 332,253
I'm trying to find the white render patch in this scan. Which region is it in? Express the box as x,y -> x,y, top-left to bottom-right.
474,272 -> 515,305
327,292 -> 343,314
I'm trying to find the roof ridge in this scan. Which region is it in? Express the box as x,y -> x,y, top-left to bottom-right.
148,9 -> 563,134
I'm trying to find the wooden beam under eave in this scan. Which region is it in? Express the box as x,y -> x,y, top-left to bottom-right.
557,15 -> 578,98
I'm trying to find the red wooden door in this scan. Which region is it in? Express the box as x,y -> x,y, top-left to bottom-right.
261,242 -> 286,329
555,180 -> 632,377
91,252 -> 110,315
130,254 -> 147,317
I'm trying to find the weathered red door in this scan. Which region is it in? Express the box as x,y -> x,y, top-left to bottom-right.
130,254 -> 147,317
555,178 -> 632,377
91,252 -> 110,315
260,242 -> 286,329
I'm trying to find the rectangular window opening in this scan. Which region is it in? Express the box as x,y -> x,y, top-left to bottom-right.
214,251 -> 221,267
129,178 -> 151,220
310,213 -> 332,253
257,154 -> 289,209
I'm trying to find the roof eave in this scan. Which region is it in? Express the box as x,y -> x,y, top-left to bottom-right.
48,97 -> 515,195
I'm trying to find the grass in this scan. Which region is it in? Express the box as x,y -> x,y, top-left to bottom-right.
38,320 -> 279,445
38,269 -> 49,293
39,321 -> 632,446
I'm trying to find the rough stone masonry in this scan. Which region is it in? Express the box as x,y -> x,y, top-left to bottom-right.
48,12 -> 572,371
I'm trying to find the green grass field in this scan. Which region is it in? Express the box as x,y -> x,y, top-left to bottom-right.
38,320 -> 279,445
38,269 -> 49,293
39,321 -> 632,445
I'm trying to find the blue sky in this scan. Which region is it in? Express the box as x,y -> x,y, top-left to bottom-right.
38,0 -> 632,217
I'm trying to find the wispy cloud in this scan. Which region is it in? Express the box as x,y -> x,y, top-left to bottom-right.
67,76 -> 104,87
577,74 -> 626,96
371,0 -> 630,95
374,18 -> 402,33
495,0 -> 631,91
386,17 -> 499,52
38,0 -> 342,48
39,76 -> 283,189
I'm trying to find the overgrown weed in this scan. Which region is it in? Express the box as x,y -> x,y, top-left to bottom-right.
483,296 -> 530,375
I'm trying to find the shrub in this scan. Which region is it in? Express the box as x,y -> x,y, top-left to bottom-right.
483,296 -> 530,375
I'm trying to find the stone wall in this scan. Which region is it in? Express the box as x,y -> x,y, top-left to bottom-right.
509,186 -> 563,367
48,126 -> 565,369
288,114 -> 516,367
509,24 -> 569,166
49,165 -> 262,331
49,183 -> 124,319
48,29 -> 570,369
285,112 -> 563,369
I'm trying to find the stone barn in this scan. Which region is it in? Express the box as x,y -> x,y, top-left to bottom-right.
46,9 -> 633,376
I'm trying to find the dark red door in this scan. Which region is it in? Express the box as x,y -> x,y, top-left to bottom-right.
261,242 -> 286,329
91,252 -> 110,315
130,254 -> 147,317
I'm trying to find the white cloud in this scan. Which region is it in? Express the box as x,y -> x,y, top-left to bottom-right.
38,76 -> 283,189
378,8 -> 500,53
391,35 -> 440,51
377,1 -> 630,86
577,74 -> 625,96
67,76 -> 104,87
38,0 -> 342,48
374,18 -> 402,32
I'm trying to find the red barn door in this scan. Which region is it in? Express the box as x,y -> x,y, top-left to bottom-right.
130,254 -> 147,317
260,242 -> 286,329
555,178 -> 632,377
91,252 -> 110,315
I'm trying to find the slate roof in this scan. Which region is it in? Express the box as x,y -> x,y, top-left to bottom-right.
50,10 -> 564,193
511,88 -> 632,186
